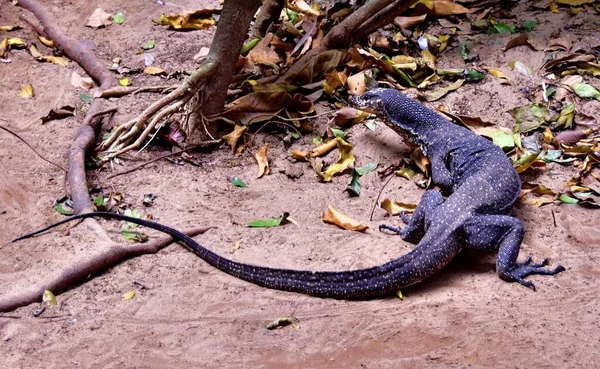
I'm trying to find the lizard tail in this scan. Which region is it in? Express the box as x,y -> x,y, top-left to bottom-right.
13,212 -> 452,299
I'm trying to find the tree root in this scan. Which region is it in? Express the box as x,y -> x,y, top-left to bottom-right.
0,226 -> 213,313
98,60 -> 217,158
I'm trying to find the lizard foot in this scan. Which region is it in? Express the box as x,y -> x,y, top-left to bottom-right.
399,211 -> 411,225
500,257 -> 566,291
379,224 -> 403,235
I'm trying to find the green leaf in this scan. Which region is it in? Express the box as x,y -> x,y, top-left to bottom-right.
521,19 -> 537,32
465,69 -> 485,81
248,212 -> 290,227
55,198 -> 74,215
93,194 -> 104,207
78,92 -> 91,103
346,169 -> 361,197
113,12 -> 125,25
460,41 -> 469,61
120,229 -> 148,242
490,131 -> 515,150
266,316 -> 299,330
572,83 -> 600,100
493,22 -> 516,34
330,128 -> 346,139
356,162 -> 377,176
123,208 -> 142,228
230,176 -> 247,187
545,87 -> 556,99
559,193 -> 579,204
285,9 -> 299,24
312,137 -> 323,144
240,38 -> 260,54
141,39 -> 155,50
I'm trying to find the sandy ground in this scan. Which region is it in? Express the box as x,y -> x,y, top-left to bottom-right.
1,1 -> 599,368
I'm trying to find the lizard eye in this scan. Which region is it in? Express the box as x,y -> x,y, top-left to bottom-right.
376,99 -> 384,107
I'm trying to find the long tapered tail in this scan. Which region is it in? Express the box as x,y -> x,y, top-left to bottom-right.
13,212 -> 453,299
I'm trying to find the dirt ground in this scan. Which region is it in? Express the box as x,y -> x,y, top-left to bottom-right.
1,1 -> 599,368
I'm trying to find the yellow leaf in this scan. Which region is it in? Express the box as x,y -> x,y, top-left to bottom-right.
222,125 -> 247,153
42,289 -> 57,305
44,55 -> 69,67
29,44 -> 42,58
122,290 -> 136,300
395,167 -> 417,180
7,37 -> 25,46
322,137 -> 355,181
119,78 -> 129,86
38,36 -> 54,48
255,143 -> 270,178
156,9 -> 219,30
380,199 -> 417,216
556,0 -> 595,5
486,67 -> 510,81
396,290 -> 404,300
144,66 -> 167,75
19,84 -> 34,98
231,240 -> 241,254
421,48 -> 436,70
321,205 -> 368,232
0,25 -> 20,31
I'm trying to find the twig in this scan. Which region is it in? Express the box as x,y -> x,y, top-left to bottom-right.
98,85 -> 179,98
104,141 -> 220,180
0,124 -> 66,172
0,226 -> 214,313
87,107 -> 117,121
370,174 -> 396,221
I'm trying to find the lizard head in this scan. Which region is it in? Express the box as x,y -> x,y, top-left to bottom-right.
349,88 -> 425,138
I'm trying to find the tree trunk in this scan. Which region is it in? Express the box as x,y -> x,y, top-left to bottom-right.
184,0 -> 262,144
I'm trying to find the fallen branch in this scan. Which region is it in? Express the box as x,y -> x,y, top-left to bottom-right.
0,226 -> 213,313
0,123 -> 66,172
98,85 -> 179,98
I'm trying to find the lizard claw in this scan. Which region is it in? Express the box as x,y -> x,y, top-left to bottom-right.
500,259 -> 565,291
399,211 -> 411,225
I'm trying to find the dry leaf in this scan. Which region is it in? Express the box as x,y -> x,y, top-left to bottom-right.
144,66 -> 167,75
156,9 -> 220,30
255,143 -> 270,178
289,148 -> 308,161
486,67 -> 510,81
71,71 -> 94,90
223,125 -> 247,153
334,107 -> 370,127
19,83 -> 34,98
393,14 -> 427,30
322,137 -> 355,181
245,33 -> 281,72
86,8 -> 113,28
380,199 -> 417,216
505,33 -> 537,51
194,46 -> 210,62
310,139 -> 338,157
347,71 -> 368,95
231,240 -> 241,254
418,79 -> 465,101
122,290 -> 136,300
38,36 -> 54,48
288,0 -> 319,16
321,205 -> 368,232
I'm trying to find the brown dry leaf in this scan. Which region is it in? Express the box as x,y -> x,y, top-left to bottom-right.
19,84 -> 34,99
380,199 -> 417,216
418,79 -> 465,102
321,205 -> 368,232
230,240 -> 241,254
391,55 -> 418,71
575,112 -> 598,126
255,143 -> 270,178
546,37 -> 571,51
144,66 -> 168,75
289,148 -> 308,161
417,0 -> 472,16
521,182 -> 556,196
71,71 -> 94,90
223,90 -> 314,125
282,49 -> 346,85
156,9 -> 220,30
40,105 -> 75,124
561,75 -> 583,87
322,137 -> 355,181
520,196 -> 555,207
505,33 -> 537,51
29,43 -> 42,58
421,49 -> 436,70
411,147 -> 430,176
222,125 -> 247,153
245,33 -> 281,72
309,139 -> 337,157
86,8 -> 113,28
393,14 -> 427,30
347,71 -> 368,95
334,107 -> 370,127
288,0 -> 320,16
324,70 -> 347,92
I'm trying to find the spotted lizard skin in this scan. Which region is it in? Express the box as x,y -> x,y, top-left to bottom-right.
14,89 -> 564,298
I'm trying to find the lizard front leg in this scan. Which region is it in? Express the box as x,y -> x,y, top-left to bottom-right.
380,189 -> 444,244
463,215 -> 565,290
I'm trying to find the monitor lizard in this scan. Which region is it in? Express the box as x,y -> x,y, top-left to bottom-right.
14,88 -> 565,298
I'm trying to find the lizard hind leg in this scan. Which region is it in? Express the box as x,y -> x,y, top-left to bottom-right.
379,189 -> 444,244
463,215 -> 565,291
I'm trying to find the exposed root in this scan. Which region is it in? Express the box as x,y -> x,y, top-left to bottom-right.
98,85 -> 178,98
0,226 -> 214,313
99,60 -> 217,157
